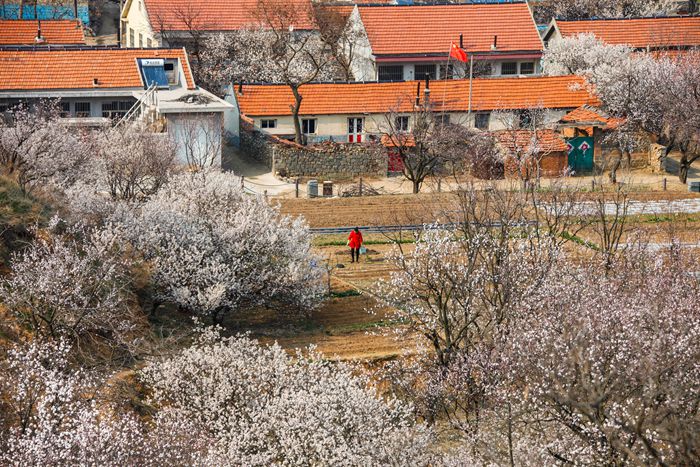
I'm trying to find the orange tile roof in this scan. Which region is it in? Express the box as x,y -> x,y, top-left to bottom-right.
144,0 -> 315,31
556,16 -> 700,49
561,105 -> 623,129
237,76 -> 597,116
0,48 -> 195,91
358,3 -> 543,56
0,20 -> 85,45
495,129 -> 568,154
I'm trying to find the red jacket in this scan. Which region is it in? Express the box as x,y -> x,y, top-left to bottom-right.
348,230 -> 363,249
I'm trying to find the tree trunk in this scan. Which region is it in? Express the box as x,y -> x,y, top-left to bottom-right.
412,179 -> 421,194
678,149 -> 697,184
679,161 -> 689,184
608,150 -> 623,184
290,85 -> 304,145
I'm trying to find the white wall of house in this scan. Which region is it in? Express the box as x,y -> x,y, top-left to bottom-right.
376,58 -> 542,82
168,112 -> 223,167
249,108 -> 569,139
122,0 -> 159,47
346,7 -> 376,82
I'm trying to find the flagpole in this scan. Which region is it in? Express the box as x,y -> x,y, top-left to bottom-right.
440,45 -> 452,117
468,52 -> 474,118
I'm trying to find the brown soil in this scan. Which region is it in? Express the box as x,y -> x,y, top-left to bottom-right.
279,191 -> 700,228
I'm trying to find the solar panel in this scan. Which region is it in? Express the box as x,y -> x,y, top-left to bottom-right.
139,59 -> 169,89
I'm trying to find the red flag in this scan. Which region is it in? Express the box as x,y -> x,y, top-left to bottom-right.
449,42 -> 468,63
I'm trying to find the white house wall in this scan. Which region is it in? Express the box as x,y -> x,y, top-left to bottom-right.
168,112 -> 223,167
346,7 -> 377,82
123,0 -> 159,47
250,108 -> 569,138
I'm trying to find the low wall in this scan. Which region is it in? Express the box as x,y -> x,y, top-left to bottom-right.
271,142 -> 388,179
505,152 -> 568,178
240,127 -> 273,168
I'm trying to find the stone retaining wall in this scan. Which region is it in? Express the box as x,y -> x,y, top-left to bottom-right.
240,127 -> 273,168
271,141 -> 388,179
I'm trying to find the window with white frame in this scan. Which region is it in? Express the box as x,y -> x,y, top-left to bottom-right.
74,102 -> 91,118
302,118 -> 316,134
102,101 -> 133,119
395,116 -> 409,132
129,28 -> 134,47
475,112 -> 490,130
378,65 -> 403,82
139,33 -> 143,48
501,62 -> 518,75
261,119 -> 277,129
520,62 -> 535,75
414,64 -> 436,80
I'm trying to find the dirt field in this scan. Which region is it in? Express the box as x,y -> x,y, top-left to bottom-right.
269,189 -> 700,361
278,190 -> 700,228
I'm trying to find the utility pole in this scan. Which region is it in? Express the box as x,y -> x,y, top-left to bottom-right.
118,0 -> 123,47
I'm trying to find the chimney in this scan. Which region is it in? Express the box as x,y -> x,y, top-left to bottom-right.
238,83 -> 243,95
491,35 -> 498,50
415,81 -> 421,106
93,78 -> 99,87
74,0 -> 79,19
459,33 -> 463,49
35,20 -> 45,44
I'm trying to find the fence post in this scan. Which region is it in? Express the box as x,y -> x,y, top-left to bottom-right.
264,190 -> 268,201
663,177 -> 667,191
295,178 -> 300,198
591,179 -> 595,191
359,177 -> 363,196
241,176 -> 245,191
437,179 -> 442,193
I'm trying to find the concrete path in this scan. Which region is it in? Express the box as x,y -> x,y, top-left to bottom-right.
222,145 -> 296,197
86,0 -> 119,45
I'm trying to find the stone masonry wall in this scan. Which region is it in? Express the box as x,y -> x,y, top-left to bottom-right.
271,141 -> 388,179
240,127 -> 273,168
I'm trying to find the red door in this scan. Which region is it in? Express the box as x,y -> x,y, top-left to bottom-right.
387,148 -> 404,173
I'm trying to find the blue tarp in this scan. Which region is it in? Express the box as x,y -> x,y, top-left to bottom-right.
1,4 -> 90,26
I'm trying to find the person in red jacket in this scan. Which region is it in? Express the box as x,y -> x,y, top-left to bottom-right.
348,227 -> 363,263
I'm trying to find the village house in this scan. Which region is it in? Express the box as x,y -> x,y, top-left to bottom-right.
0,19 -> 85,45
543,15 -> 700,53
235,75 -> 596,143
119,0 -> 315,48
495,128 -> 569,178
556,105 -> 658,174
346,2 -> 544,81
0,46 -> 236,166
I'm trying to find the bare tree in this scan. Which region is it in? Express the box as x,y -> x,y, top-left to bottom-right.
313,4 -> 362,82
494,107 -> 555,190
591,183 -> 630,271
173,113 -> 223,170
248,0 -> 336,144
152,3 -> 212,68
91,123 -> 178,201
380,96 -> 498,193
